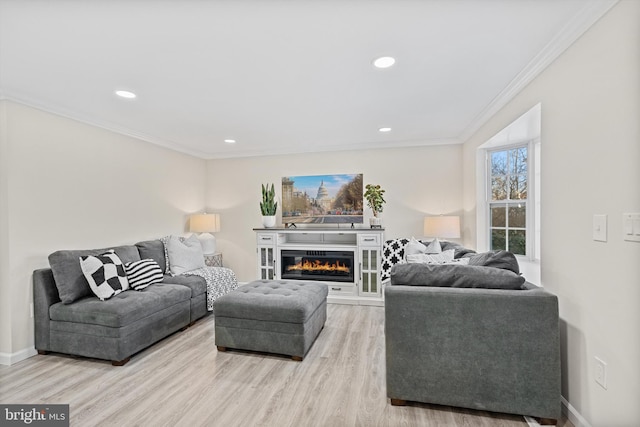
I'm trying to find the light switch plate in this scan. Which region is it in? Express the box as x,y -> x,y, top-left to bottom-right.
623,213 -> 640,242
593,214 -> 607,242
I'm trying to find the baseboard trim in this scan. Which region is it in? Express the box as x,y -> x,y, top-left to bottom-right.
562,396 -> 592,427
0,347 -> 38,366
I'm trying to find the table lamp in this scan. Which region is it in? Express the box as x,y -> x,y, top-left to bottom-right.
190,213 -> 220,255
424,215 -> 460,240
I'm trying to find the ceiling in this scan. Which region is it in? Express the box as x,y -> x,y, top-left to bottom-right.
0,0 -> 616,159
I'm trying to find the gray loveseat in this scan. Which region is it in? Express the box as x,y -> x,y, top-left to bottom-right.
34,240 -> 208,365
384,258 -> 561,423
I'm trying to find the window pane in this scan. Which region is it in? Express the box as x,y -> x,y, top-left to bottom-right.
491,151 -> 507,175
509,175 -> 527,200
491,177 -> 507,200
509,147 -> 528,175
508,230 -> 526,255
491,229 -> 506,251
508,205 -> 526,228
491,205 -> 506,227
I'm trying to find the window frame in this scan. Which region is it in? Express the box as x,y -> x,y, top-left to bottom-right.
484,140 -> 537,261
485,141 -> 534,259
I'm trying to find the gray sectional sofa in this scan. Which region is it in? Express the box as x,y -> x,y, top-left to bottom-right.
34,239 -> 208,365
384,247 -> 561,423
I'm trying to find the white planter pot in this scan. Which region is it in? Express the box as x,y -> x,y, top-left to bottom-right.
262,215 -> 277,228
369,216 -> 383,228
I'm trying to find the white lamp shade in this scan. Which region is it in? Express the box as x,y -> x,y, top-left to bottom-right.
189,213 -> 220,233
424,215 -> 461,239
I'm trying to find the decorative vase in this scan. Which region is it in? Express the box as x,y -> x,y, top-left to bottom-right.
262,215 -> 276,228
369,216 -> 383,229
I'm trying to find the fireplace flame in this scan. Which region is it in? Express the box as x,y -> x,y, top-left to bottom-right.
286,259 -> 350,273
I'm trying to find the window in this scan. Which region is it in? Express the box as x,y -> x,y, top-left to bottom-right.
488,145 -> 528,255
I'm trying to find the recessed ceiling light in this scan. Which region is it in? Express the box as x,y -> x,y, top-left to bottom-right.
224,139 -> 236,144
115,90 -> 136,99
379,127 -> 392,132
373,56 -> 395,69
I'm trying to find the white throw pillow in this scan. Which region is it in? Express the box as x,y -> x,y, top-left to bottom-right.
79,250 -> 130,301
424,237 -> 442,254
406,249 -> 455,264
404,237 -> 427,259
167,234 -> 205,275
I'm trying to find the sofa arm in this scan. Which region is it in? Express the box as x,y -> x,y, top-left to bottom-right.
33,268 -> 61,352
384,284 -> 561,420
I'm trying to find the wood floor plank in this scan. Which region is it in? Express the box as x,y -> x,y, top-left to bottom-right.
0,305 -> 572,427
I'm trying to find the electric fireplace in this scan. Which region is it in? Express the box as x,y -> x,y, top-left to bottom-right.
280,250 -> 355,283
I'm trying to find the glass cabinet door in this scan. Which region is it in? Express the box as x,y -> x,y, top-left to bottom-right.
259,247 -> 274,280
360,248 -> 380,297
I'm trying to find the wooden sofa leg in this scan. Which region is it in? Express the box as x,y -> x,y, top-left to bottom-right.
112,357 -> 130,366
217,346 -> 227,352
390,399 -> 407,406
292,356 -> 303,361
537,418 -> 557,426
37,350 -> 49,355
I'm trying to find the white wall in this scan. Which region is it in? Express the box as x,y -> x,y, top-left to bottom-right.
0,100 -> 207,362
0,101 -> 11,355
206,144 -> 463,282
462,1 -> 639,425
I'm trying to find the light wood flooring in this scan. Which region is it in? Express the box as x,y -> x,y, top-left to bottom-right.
0,305 -> 573,427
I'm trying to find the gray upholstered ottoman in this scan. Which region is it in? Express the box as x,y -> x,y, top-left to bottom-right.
213,280 -> 328,361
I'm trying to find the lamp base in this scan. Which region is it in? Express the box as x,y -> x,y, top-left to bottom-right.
197,233 -> 217,255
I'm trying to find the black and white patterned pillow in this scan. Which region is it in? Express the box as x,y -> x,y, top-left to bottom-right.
125,259 -> 164,290
381,238 -> 410,282
79,250 -> 129,301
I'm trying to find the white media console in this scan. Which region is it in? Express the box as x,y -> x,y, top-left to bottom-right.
254,227 -> 385,305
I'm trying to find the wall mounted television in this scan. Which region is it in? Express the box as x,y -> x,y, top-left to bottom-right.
282,174 -> 363,225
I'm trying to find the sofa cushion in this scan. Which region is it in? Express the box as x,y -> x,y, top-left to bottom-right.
166,235 -> 205,275
49,245 -> 141,304
49,283 -> 191,328
135,240 -> 167,274
161,274 -> 207,297
80,250 -> 130,301
390,263 -> 526,290
125,259 -> 164,290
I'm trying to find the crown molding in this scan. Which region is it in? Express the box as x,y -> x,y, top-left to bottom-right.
458,0 -> 619,143
0,94 -> 210,159
203,137 -> 462,160
2,94 -> 460,160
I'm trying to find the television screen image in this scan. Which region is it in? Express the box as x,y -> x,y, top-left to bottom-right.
282,174 -> 363,225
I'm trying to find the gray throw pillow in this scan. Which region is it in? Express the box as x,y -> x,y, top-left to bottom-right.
166,234 -> 205,275
390,263 -> 525,290
468,250 -> 520,274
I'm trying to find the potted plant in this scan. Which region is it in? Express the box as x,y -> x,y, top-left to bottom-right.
260,183 -> 278,228
364,184 -> 386,228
